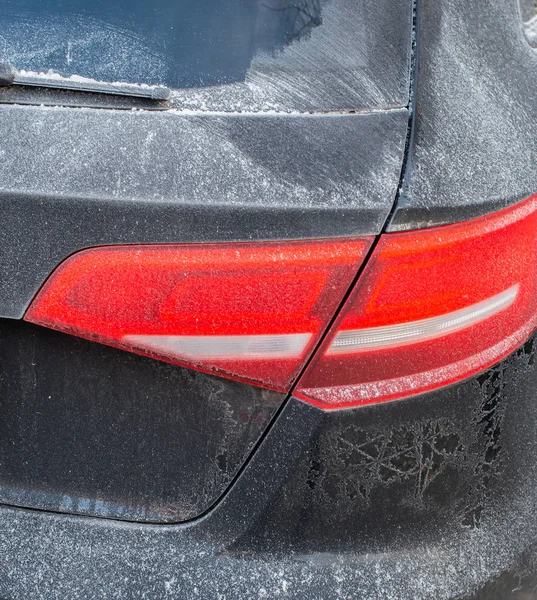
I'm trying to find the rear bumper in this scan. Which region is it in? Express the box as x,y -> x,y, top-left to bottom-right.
2,334 -> 537,599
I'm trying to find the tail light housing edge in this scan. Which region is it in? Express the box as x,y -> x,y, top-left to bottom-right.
295,193 -> 537,408
25,194 -> 537,409
24,239 -> 372,392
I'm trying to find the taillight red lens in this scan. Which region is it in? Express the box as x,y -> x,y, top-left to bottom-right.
295,194 -> 537,408
24,239 -> 372,391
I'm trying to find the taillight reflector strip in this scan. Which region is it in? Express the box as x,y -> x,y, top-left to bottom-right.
299,318 -> 536,407
328,285 -> 518,352
295,194 -> 537,409
123,332 -> 312,360
24,239 -> 372,392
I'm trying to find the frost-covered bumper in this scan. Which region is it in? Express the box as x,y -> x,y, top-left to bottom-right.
1,335 -> 537,599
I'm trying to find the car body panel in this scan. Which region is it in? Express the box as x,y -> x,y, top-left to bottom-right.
389,0 -> 537,231
0,0 -> 412,527
0,320 -> 283,522
0,106 -> 408,319
1,334 -> 536,598
2,0 -> 537,597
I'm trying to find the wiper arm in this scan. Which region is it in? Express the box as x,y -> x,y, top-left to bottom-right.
0,62 -> 170,101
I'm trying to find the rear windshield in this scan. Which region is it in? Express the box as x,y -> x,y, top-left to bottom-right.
0,0 -> 411,111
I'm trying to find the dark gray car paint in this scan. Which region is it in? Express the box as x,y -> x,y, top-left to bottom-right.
389,0 -> 537,231
0,105 -> 408,319
0,320 -> 283,522
0,334 -> 536,599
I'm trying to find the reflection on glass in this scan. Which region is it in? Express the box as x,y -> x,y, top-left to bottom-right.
0,0 -> 325,88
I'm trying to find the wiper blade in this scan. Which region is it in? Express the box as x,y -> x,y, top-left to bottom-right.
0,62 -> 170,101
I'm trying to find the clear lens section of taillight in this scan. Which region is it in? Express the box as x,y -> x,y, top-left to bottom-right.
24,239 -> 372,392
295,194 -> 537,409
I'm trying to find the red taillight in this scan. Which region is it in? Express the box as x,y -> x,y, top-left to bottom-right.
23,197 -> 537,407
24,239 -> 372,391
295,194 -> 537,408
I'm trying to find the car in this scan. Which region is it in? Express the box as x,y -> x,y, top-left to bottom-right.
0,0 -> 536,598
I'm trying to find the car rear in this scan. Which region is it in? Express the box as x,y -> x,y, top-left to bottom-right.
0,0 -> 537,598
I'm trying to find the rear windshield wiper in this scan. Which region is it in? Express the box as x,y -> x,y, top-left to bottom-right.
0,62 -> 170,101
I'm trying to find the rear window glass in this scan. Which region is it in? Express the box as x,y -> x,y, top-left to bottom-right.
0,0 -> 411,111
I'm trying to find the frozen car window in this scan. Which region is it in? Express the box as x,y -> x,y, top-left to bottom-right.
0,0 -> 412,111
0,0 -> 347,88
